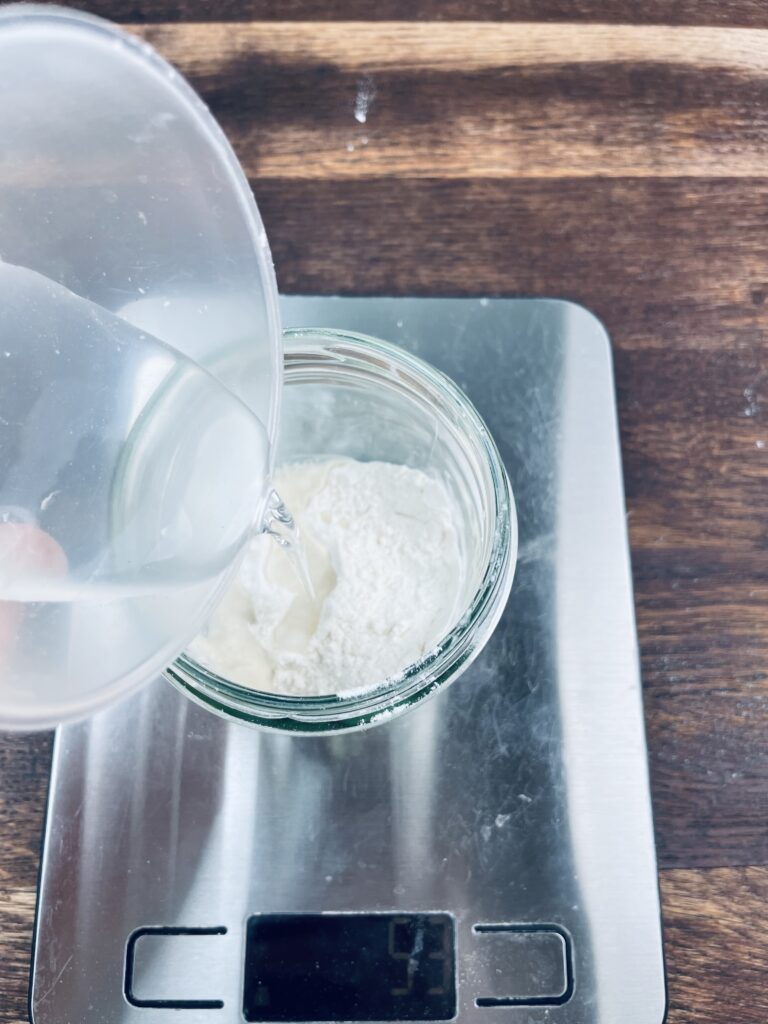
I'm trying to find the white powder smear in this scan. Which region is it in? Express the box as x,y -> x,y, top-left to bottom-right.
354,75 -> 375,124
189,458 -> 463,696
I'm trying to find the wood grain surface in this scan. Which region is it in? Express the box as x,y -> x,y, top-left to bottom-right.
2,5 -> 768,1023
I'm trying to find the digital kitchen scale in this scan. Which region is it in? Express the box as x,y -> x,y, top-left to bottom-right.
30,298 -> 666,1023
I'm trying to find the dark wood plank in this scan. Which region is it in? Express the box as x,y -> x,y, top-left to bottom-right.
622,351 -> 768,869
0,733 -> 51,888
129,23 -> 768,181
0,734 -> 50,1024
253,177 -> 768,354
661,867 -> 768,1023
0,888 -> 36,1024
60,1 -> 768,27
618,351 -> 768,867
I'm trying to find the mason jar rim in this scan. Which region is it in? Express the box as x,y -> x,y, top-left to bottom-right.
167,328 -> 517,734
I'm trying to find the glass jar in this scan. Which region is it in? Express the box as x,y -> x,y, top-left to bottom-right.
166,329 -> 517,733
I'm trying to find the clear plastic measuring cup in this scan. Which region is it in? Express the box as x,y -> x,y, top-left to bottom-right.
0,6 -> 283,728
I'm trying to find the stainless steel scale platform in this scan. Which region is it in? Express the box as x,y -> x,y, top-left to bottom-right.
31,298 -> 666,1024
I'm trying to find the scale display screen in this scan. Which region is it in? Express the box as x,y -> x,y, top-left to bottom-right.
243,913 -> 456,1022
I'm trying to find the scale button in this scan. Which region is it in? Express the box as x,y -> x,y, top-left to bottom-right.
125,926 -> 227,1009
472,925 -> 572,1006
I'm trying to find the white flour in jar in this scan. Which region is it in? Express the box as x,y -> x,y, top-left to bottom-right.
189,457 -> 463,696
